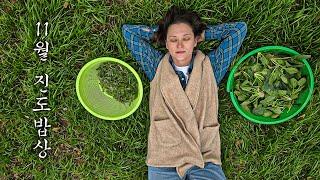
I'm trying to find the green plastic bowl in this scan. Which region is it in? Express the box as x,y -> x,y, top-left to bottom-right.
76,57 -> 143,120
227,46 -> 314,124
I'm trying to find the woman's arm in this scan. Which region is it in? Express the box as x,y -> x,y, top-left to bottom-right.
122,24 -> 163,81
203,22 -> 247,85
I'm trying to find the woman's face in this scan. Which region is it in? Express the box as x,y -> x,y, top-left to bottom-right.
166,23 -> 197,67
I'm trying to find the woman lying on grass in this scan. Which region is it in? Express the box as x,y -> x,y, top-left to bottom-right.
122,5 -> 247,180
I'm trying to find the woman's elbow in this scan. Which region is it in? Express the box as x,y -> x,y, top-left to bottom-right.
237,22 -> 247,38
121,24 -> 129,35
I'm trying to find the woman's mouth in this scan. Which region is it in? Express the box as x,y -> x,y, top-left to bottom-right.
176,51 -> 185,54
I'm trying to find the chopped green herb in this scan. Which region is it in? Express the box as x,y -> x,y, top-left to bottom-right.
97,62 -> 138,106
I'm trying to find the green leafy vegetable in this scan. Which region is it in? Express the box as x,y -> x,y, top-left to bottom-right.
234,52 -> 309,118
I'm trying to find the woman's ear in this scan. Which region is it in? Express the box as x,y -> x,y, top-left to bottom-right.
196,35 -> 203,43
194,37 -> 198,47
196,31 -> 205,44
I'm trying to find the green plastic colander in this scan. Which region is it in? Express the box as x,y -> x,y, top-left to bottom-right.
76,57 -> 143,120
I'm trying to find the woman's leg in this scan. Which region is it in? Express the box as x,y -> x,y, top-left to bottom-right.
148,166 -> 182,180
187,162 -> 227,180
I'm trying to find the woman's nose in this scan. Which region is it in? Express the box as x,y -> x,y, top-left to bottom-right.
177,40 -> 184,48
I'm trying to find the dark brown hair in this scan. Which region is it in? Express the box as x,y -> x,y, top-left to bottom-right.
151,5 -> 207,47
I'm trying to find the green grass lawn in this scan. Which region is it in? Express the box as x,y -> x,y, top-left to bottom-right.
1,0 -> 319,179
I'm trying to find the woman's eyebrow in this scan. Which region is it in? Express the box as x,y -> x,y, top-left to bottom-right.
169,34 -> 192,37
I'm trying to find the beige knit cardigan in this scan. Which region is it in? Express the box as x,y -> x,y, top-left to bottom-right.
146,50 -> 222,178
